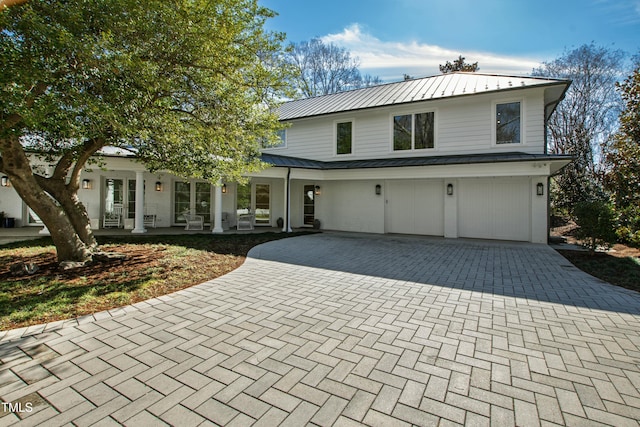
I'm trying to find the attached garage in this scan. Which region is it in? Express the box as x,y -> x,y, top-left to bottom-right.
458,177 -> 531,242
386,179 -> 444,236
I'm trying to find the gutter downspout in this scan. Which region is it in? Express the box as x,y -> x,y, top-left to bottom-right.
284,167 -> 292,233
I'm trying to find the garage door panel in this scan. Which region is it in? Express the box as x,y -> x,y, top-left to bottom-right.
459,178 -> 530,241
414,181 -> 444,236
387,179 -> 444,236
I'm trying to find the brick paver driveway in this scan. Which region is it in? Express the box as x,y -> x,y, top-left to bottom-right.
1,233 -> 639,426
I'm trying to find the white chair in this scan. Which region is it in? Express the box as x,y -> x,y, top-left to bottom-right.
144,204 -> 157,228
237,213 -> 254,231
184,212 -> 204,230
103,204 -> 123,228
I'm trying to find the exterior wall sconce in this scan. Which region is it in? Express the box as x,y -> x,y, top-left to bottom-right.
536,182 -> 544,196
314,185 -> 321,195
447,183 -> 454,196
221,183 -> 227,194
375,184 -> 382,195
82,179 -> 91,190
1,176 -> 9,187
155,181 -> 163,192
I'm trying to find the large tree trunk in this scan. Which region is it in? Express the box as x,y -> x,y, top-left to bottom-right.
38,177 -> 98,250
1,136 -> 91,263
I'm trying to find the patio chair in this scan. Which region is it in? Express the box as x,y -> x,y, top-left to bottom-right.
103,204 -> 123,228
237,213 -> 254,231
144,204 -> 157,228
183,212 -> 204,230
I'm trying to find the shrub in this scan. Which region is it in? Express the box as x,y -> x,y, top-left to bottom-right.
573,200 -> 617,254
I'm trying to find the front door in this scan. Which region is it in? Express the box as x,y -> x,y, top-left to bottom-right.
303,185 -> 315,226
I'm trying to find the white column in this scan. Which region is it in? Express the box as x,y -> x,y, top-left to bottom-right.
212,182 -> 223,233
132,171 -> 147,234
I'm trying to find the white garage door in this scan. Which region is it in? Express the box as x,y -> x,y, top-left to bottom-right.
458,177 -> 531,241
386,179 -> 444,236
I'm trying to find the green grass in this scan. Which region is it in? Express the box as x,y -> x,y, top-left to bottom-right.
0,232 -> 314,330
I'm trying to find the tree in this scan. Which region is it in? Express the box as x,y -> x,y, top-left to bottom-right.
439,55 -> 479,73
532,43 -> 625,211
605,58 -> 640,244
0,0 -> 291,263
286,38 -> 381,98
573,200 -> 617,254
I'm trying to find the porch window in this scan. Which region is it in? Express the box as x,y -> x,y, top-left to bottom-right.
174,181 -> 212,224
336,121 -> 353,155
393,112 -> 434,151
496,102 -> 521,144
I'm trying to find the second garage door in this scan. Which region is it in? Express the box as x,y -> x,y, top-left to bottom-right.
458,177 -> 531,241
386,179 -> 444,236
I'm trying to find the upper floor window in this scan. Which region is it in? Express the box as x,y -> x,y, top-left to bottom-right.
393,112 -> 434,151
262,129 -> 286,149
336,121 -> 353,155
496,102 -> 521,144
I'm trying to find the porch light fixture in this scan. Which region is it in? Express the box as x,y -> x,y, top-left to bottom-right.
155,181 -> 163,192
375,184 -> 382,195
314,185 -> 321,195
447,183 -> 454,196
536,182 -> 544,196
1,176 -> 8,187
221,183 -> 227,194
82,179 -> 91,190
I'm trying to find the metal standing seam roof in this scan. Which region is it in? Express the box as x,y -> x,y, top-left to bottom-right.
260,152 -> 574,170
279,72 -> 570,121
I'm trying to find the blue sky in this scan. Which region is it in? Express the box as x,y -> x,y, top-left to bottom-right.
261,0 -> 640,81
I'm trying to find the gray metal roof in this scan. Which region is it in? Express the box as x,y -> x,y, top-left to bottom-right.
261,152 -> 573,170
279,72 -> 570,121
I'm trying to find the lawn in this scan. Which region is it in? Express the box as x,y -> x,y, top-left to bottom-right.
0,232 -> 312,331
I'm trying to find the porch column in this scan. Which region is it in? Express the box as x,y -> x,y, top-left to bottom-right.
212,181 -> 223,234
132,171 -> 147,234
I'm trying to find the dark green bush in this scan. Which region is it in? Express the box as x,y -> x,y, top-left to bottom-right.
573,200 -> 617,254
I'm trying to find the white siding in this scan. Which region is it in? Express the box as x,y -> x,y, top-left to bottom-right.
264,88 -> 547,162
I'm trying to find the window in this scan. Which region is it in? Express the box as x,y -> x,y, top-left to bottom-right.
336,121 -> 352,155
496,102 -> 521,144
393,112 -> 434,151
262,129 -> 286,149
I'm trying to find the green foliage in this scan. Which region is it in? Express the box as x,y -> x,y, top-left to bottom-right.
439,55 -> 479,73
573,200 -> 617,254
605,62 -> 640,246
1,0 -> 292,180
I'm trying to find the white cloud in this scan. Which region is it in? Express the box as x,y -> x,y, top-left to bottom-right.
321,24 -> 542,82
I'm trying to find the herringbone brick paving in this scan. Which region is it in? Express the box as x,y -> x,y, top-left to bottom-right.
1,233 -> 639,426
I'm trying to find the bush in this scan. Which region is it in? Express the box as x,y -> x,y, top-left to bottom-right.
615,205 -> 640,247
573,200 -> 617,254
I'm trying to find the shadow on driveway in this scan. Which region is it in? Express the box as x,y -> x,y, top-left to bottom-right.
249,232 -> 640,316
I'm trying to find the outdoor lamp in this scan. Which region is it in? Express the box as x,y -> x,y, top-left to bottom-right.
155,181 -> 163,192
447,183 -> 454,196
1,176 -> 8,187
314,185 -> 321,195
82,179 -> 91,190
375,184 -> 382,195
536,182 -> 544,196
221,183 -> 227,194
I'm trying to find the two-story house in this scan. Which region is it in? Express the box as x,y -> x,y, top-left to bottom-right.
0,72 -> 572,243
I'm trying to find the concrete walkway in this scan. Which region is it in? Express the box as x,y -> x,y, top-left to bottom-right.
1,233 -> 639,426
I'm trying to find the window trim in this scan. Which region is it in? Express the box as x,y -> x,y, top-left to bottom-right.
334,118 -> 355,156
493,99 -> 524,146
390,110 -> 437,152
